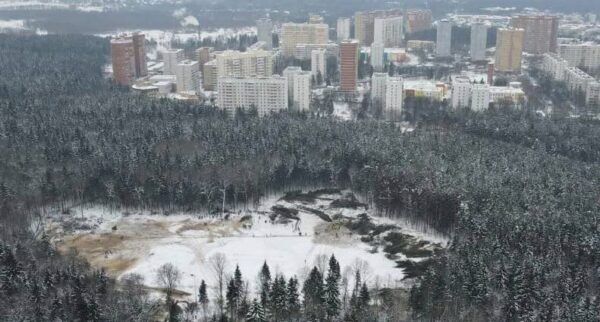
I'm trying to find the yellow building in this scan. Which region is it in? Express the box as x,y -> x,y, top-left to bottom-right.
495,28 -> 525,73
281,23 -> 329,56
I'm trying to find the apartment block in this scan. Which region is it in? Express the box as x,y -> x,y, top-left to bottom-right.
176,60 -> 200,93
281,23 -> 329,56
283,66 -> 302,101
371,72 -> 388,106
470,22 -> 488,61
371,42 -> 385,72
337,17 -> 351,41
339,40 -> 359,91
404,9 -> 432,34
215,50 -> 273,79
510,15 -> 559,54
217,76 -> 288,116
374,16 -> 404,47
495,28 -> 524,73
436,20 -> 452,57
564,67 -> 595,93
203,60 -> 218,91
452,76 -> 472,109
294,43 -> 339,60
471,84 -> 490,111
385,76 -> 404,113
586,82 -> 600,106
292,71 -> 311,111
542,53 -> 568,80
311,49 -> 326,79
162,49 -> 184,75
558,44 -> 600,70
196,47 -> 214,67
130,33 -> 147,78
257,18 -> 273,50
354,9 -> 403,46
110,38 -> 136,86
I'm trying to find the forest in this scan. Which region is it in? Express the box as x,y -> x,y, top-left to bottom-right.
2,33 -> 600,321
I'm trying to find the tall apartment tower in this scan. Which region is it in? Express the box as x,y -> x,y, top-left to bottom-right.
281,23 -> 329,56
203,60 -> 218,91
337,17 -> 351,41
354,9 -> 404,46
470,22 -> 488,61
110,38 -> 136,86
292,71 -> 311,111
311,49 -> 326,80
371,42 -> 385,72
257,18 -> 273,50
283,66 -> 302,101
196,47 -> 214,67
385,76 -> 404,113
471,84 -> 490,111
436,20 -> 452,57
130,33 -> 147,77
176,60 -> 200,93
404,9 -> 432,34
371,72 -> 388,107
452,76 -> 472,109
162,49 -> 184,75
510,15 -> 559,54
495,28 -> 525,73
374,16 -> 404,47
340,40 -> 360,91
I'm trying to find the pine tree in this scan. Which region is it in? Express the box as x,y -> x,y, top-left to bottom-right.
199,280 -> 209,308
226,278 -> 240,320
325,268 -> 341,319
269,275 -> 288,321
259,261 -> 271,307
287,277 -> 301,320
303,266 -> 325,321
246,299 -> 266,322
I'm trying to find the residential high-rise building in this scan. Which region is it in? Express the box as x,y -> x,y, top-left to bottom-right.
542,53 -> 569,80
162,49 -> 184,75
436,20 -> 452,57
354,9 -> 403,46
340,40 -> 359,91
404,9 -> 432,34
510,15 -> 559,54
176,60 -> 200,93
196,47 -> 214,67
385,76 -> 404,113
217,76 -> 288,116
371,42 -> 385,72
470,22 -> 488,61
452,76 -> 472,109
558,44 -> 600,70
311,49 -> 326,80
294,43 -> 339,60
257,18 -> 273,50
281,23 -> 329,56
215,50 -> 273,79
374,16 -> 404,47
337,17 -> 351,41
309,14 -> 325,24
203,60 -> 218,91
471,84 -> 490,111
110,38 -> 136,86
495,28 -> 524,73
129,32 -> 148,78
487,62 -> 495,84
283,66 -> 302,101
371,72 -> 388,107
564,67 -> 595,93
292,71 -> 311,111
587,82 -> 600,107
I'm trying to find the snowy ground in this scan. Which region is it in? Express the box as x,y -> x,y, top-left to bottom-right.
45,190 -> 447,299
333,102 -> 352,121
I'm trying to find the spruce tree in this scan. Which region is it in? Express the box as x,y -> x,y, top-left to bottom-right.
269,275 -> 288,321
259,261 -> 271,307
246,299 -> 266,322
287,277 -> 301,320
303,266 -> 325,321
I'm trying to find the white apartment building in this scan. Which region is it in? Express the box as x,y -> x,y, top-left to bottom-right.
488,85 -> 525,106
257,18 -> 273,50
374,16 -> 404,48
470,22 -> 488,61
216,50 -> 273,79
371,72 -> 388,106
283,66 -> 302,101
175,60 -> 200,93
564,67 -> 595,93
217,76 -> 288,116
559,44 -> 600,70
451,76 -> 471,109
311,49 -> 326,80
337,17 -> 351,41
371,42 -> 385,72
436,20 -> 452,57
292,71 -> 311,111
542,53 -> 569,81
471,84 -> 490,111
281,23 -> 329,56
162,49 -> 184,75
385,76 -> 404,113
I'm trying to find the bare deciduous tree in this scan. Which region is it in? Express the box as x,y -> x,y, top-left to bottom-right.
208,253 -> 228,316
156,263 -> 182,301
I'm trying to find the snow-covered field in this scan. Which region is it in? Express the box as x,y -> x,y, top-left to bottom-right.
45,190 -> 447,299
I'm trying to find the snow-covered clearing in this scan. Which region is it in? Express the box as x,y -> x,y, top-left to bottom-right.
45,190 -> 447,299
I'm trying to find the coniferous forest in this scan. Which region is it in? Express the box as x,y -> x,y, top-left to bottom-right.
2,34 -> 600,321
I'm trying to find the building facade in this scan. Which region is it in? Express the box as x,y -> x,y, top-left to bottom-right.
130,33 -> 147,78
292,71 -> 311,111
436,20 -> 452,57
257,18 -> 273,50
385,76 -> 404,113
470,22 -> 488,61
495,28 -> 524,73
110,38 -> 136,86
203,60 -> 218,91
371,42 -> 385,72
337,17 -> 351,41
281,23 -> 329,56
217,76 -> 288,115
542,53 -> 569,80
354,9 -> 404,46
452,76 -> 472,109
283,66 -> 302,101
558,44 -> 600,70
162,49 -> 184,75
564,67 -> 595,93
404,9 -> 432,34
374,16 -> 404,47
340,40 -> 360,91
371,72 -> 388,107
311,49 -> 326,80
176,60 -> 200,93
471,84 -> 490,110
510,15 -> 559,54
215,50 -> 273,79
